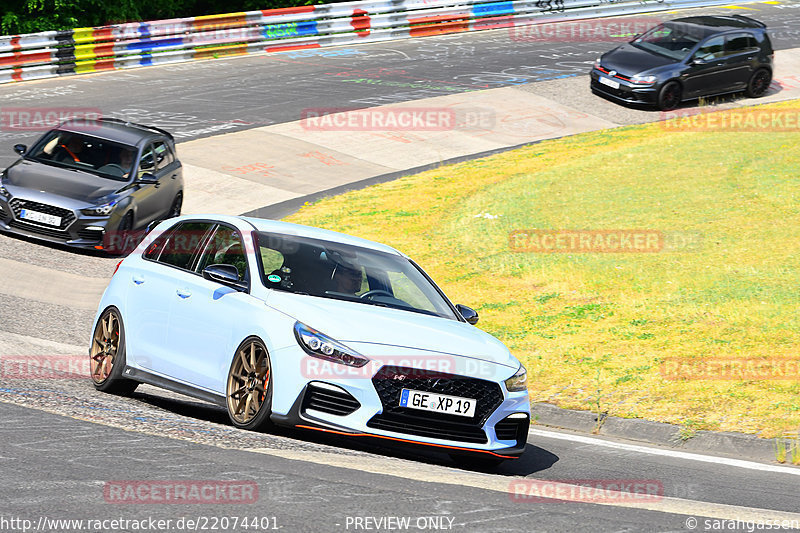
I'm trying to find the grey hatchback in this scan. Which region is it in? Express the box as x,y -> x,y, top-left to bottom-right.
591,15 -> 773,110
0,118 -> 183,252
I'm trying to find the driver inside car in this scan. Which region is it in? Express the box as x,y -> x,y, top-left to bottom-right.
330,263 -> 362,295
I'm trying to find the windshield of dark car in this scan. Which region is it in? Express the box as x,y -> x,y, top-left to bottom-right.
256,231 -> 459,320
26,130 -> 136,182
631,23 -> 703,60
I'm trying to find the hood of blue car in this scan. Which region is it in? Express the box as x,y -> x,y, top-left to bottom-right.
5,159 -> 122,204
266,291 -> 518,369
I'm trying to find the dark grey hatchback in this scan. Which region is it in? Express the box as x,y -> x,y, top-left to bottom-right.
591,15 -> 773,110
0,118 -> 183,252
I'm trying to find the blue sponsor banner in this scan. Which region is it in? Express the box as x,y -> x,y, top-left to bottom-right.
262,20 -> 318,40
126,37 -> 186,51
472,1 -> 515,16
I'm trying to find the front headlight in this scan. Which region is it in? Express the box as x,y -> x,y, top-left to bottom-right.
293,322 -> 369,368
505,364 -> 528,392
593,57 -> 602,69
631,74 -> 657,85
80,200 -> 117,216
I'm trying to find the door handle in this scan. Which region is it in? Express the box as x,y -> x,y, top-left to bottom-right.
132,275 -> 145,285
171,174 -> 178,179
176,288 -> 192,299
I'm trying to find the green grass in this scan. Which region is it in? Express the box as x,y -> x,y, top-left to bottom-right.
286,100 -> 800,438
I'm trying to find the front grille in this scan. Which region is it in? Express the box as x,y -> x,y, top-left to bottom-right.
495,414 -> 529,447
366,365 -> 504,444
301,383 -> 360,416
8,219 -> 71,239
9,199 -> 76,230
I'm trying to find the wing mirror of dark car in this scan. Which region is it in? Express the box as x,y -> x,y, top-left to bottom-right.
13,144 -> 27,155
456,304 -> 479,325
136,172 -> 159,184
202,264 -> 247,291
690,57 -> 708,65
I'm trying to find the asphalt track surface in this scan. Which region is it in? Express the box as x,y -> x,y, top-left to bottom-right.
2,3 -> 800,532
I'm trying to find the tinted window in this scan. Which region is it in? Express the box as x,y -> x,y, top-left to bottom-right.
726,33 -> 757,54
196,225 -> 249,283
255,231 -> 458,320
632,23 -> 702,60
153,141 -> 174,170
139,145 -> 156,177
695,36 -> 725,61
145,222 -> 214,270
25,130 -> 135,182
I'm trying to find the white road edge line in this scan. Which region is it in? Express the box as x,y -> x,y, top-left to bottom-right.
528,427 -> 800,476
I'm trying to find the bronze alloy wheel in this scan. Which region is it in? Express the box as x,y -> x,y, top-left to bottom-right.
90,308 -> 138,395
226,338 -> 274,430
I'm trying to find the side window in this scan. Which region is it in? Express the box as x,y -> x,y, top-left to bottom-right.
153,141 -> 174,170
138,145 -> 156,177
725,33 -> 757,55
196,225 -> 249,283
695,36 -> 725,61
146,222 -> 215,270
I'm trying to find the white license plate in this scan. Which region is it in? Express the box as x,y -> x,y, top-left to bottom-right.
399,388 -> 476,418
20,209 -> 61,226
599,76 -> 620,90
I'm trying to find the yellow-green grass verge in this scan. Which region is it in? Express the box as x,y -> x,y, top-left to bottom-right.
286,99 -> 800,439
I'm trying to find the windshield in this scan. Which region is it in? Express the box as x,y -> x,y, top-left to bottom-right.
631,22 -> 703,61
26,130 -> 137,182
256,231 -> 459,320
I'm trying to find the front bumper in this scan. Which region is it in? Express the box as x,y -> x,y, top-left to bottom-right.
0,196 -> 121,250
590,69 -> 659,106
268,345 -> 531,458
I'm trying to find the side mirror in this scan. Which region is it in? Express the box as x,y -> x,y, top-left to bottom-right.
202,264 -> 247,291
13,144 -> 27,155
136,172 -> 158,184
456,304 -> 479,325
690,57 -> 707,66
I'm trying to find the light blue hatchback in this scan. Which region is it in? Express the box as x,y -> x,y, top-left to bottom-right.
89,215 -> 530,463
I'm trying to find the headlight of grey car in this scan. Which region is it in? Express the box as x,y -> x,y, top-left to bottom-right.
80,200 -> 117,216
505,364 -> 528,392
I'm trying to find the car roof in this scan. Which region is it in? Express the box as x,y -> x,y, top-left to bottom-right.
173,215 -> 405,256
56,118 -> 169,147
670,15 -> 766,37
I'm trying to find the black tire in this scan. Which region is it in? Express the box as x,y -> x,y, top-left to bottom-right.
657,81 -> 682,111
225,337 -> 274,431
746,68 -> 772,98
168,192 -> 182,219
90,307 -> 138,395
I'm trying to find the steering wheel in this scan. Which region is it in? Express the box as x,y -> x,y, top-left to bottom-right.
360,289 -> 394,300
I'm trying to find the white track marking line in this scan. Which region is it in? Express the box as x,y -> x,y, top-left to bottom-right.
528,427 -> 800,476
